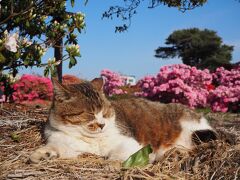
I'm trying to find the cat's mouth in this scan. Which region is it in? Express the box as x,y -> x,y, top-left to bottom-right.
87,122 -> 105,131
80,123 -> 107,135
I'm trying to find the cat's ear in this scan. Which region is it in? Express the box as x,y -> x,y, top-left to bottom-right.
52,78 -> 71,101
91,77 -> 104,91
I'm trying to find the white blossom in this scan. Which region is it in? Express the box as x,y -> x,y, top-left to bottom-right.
4,32 -> 19,53
22,38 -> 32,47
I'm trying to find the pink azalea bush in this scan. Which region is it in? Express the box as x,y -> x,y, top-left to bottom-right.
208,66 -> 240,112
213,66 -> 240,87
208,86 -> 240,112
1,64 -> 239,113
100,69 -> 126,96
136,64 -> 212,108
100,65 -> 239,113
12,74 -> 53,102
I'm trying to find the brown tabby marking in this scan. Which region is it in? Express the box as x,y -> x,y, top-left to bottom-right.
112,99 -> 201,151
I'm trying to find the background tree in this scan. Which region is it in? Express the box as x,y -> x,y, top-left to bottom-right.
155,28 -> 234,70
0,0 -> 85,82
103,0 -> 207,32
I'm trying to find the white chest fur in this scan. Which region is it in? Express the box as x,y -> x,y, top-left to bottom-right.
46,114 -> 142,161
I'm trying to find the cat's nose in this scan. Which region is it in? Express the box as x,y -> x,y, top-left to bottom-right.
98,123 -> 105,129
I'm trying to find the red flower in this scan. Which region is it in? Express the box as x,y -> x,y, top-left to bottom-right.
206,84 -> 215,91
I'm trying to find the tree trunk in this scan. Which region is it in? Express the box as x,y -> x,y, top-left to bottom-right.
54,38 -> 63,83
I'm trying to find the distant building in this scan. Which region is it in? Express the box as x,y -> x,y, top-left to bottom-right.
121,74 -> 137,86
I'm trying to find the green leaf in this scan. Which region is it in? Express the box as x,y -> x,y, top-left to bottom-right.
71,0 -> 75,7
26,21 -> 30,28
0,53 -> 6,63
44,67 -> 49,77
15,17 -> 20,23
64,39 -> 69,45
69,56 -> 77,68
10,132 -> 21,142
23,59 -> 30,66
50,66 -> 57,77
122,144 -> 153,168
14,52 -> 20,59
77,27 -> 82,33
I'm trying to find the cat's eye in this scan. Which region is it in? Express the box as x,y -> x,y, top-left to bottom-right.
63,112 -> 83,120
103,110 -> 112,118
64,112 -> 83,117
88,124 -> 94,128
86,112 -> 94,116
103,113 -> 108,118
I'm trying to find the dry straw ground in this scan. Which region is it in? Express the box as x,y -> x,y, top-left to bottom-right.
0,103 -> 239,180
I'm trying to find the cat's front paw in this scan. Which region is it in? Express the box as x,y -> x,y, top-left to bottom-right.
29,146 -> 59,163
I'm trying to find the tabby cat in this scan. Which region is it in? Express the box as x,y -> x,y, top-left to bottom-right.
29,78 -> 216,163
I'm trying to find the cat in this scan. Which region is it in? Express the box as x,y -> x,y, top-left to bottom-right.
29,78 -> 217,163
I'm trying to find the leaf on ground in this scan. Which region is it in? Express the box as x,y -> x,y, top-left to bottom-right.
122,144 -> 153,168
10,132 -> 21,142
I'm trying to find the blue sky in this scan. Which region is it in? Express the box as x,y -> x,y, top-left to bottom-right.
23,0 -> 240,80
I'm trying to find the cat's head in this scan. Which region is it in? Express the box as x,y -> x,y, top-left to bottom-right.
51,78 -> 114,134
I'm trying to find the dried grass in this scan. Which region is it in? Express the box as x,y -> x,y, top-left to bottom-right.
0,104 -> 239,180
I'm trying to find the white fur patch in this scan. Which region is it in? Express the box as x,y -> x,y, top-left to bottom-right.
154,117 -> 212,161
44,112 -> 142,161
170,117 -> 212,149
95,111 -> 105,124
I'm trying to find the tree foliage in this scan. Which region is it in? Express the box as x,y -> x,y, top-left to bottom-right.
0,0 -> 85,78
155,28 -> 234,70
102,0 -> 207,32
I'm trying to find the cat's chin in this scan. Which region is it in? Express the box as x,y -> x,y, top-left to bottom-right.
80,127 -> 106,137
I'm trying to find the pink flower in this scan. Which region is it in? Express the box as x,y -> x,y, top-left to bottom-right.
143,83 -> 149,89
0,95 -> 6,103
100,69 -> 126,96
136,64 -> 212,108
12,74 -> 53,103
206,84 -> 215,91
